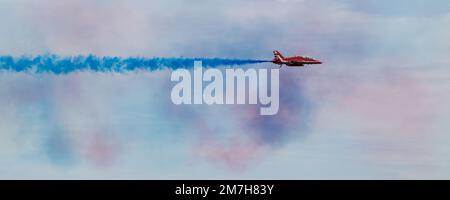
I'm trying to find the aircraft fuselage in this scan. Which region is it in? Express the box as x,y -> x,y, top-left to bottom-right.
272,51 -> 322,67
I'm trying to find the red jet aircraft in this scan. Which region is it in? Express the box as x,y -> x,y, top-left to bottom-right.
272,50 -> 322,68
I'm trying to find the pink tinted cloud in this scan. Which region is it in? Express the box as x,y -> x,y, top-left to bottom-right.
49,75 -> 124,167
24,0 -> 154,56
188,71 -> 312,170
191,127 -> 268,171
85,132 -> 122,167
307,68 -> 437,136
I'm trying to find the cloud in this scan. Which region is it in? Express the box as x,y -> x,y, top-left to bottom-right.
340,0 -> 450,16
1,0 -> 450,178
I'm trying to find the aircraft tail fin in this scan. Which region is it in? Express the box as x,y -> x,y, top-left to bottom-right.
273,50 -> 285,60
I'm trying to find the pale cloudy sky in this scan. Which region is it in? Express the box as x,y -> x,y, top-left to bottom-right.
1,0 -> 450,179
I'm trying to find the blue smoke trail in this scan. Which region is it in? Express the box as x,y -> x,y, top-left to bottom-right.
0,55 -> 270,74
